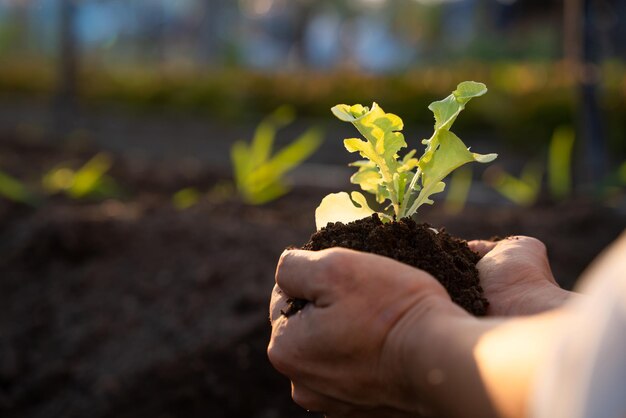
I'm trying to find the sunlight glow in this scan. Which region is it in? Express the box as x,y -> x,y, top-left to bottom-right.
473,313 -> 563,418
239,0 -> 274,18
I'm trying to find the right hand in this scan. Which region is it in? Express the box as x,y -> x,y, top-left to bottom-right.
268,248 -> 466,417
468,236 -> 572,316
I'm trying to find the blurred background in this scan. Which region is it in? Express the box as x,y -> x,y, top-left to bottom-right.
1,1 -> 626,417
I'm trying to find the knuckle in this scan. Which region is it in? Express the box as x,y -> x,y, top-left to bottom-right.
316,248 -> 356,288
517,236 -> 548,255
504,236 -> 547,254
318,248 -> 354,275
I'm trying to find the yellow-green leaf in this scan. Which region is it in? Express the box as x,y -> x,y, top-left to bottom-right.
315,192 -> 375,230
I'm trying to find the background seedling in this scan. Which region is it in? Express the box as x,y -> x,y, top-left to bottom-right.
172,187 -> 201,210
485,126 -> 574,206
485,161 -> 544,207
548,126 -> 575,200
444,166 -> 473,215
0,169 -> 39,206
42,153 -> 119,199
230,106 -> 323,205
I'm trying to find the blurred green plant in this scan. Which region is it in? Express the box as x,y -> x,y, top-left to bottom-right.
617,161 -> 626,185
172,187 -> 201,210
444,166 -> 473,215
231,106 -> 323,205
42,153 -> 120,199
485,126 -> 574,206
0,170 -> 38,206
547,126 -> 575,200
485,161 -> 543,206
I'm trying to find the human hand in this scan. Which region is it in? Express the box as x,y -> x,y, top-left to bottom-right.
468,236 -> 572,316
268,247 -> 466,417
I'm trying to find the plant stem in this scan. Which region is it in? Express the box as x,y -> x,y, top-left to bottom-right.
399,166 -> 422,218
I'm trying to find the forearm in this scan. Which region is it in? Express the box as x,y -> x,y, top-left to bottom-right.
401,309 -> 568,418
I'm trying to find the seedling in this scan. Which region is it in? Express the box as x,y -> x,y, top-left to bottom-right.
315,81 -> 497,229
0,170 -> 39,206
172,187 -> 201,210
485,126 -> 574,206
547,126 -> 575,200
484,161 -> 543,207
230,106 -> 323,205
42,153 -> 119,199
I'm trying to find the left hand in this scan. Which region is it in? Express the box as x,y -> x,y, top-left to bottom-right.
468,237 -> 571,316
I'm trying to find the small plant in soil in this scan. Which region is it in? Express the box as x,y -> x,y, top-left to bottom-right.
231,106 -> 323,205
284,81 -> 497,317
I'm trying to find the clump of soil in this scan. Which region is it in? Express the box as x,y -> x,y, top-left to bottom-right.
285,214 -> 487,316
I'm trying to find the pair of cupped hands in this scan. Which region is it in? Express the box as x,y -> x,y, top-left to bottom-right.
268,236 -> 573,418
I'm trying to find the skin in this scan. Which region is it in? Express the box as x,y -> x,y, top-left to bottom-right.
468,237 -> 573,315
268,236 -> 576,418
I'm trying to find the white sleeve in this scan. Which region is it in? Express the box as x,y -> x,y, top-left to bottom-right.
531,232 -> 626,418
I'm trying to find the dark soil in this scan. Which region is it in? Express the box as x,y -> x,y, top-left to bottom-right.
287,215 -> 487,316
1,137 -> 626,418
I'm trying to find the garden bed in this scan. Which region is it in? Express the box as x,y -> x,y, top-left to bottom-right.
1,138 -> 625,418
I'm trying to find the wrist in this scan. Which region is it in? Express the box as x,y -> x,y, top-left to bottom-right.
380,296 -> 465,414
404,313 -> 501,417
403,307 -> 569,418
391,299 -> 494,416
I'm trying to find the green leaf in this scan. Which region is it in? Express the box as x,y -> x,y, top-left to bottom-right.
241,127 -> 322,204
333,102 -> 407,215
264,127 -> 323,178
315,191 -> 375,230
420,131 -> 476,188
69,153 -> 114,199
331,104 -> 369,121
267,105 -> 296,127
249,105 -> 295,168
444,166 -> 473,215
350,162 -> 387,203
243,181 -> 290,205
429,95 -> 461,132
173,187 -> 201,210
249,121 -> 276,169
427,81 -> 488,135
486,162 -> 543,207
230,108 -> 323,205
230,140 -> 250,191
0,170 -> 38,205
350,103 -> 406,162
323,81 -> 496,223
548,126 -> 574,200
409,130 -> 496,214
344,138 -> 379,162
453,81 -> 488,104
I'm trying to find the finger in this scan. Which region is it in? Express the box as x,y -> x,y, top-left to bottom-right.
269,284 -> 289,323
292,382 -> 415,418
275,249 -> 339,303
291,382 -> 353,416
467,239 -> 498,257
486,236 -> 548,259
